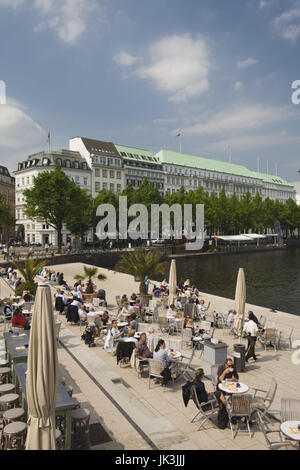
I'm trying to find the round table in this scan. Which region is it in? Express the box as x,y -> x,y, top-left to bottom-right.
280,421 -> 300,448
218,381 -> 249,394
167,349 -> 182,360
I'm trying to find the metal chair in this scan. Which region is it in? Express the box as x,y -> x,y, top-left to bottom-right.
257,410 -> 298,450
0,383 -> 15,397
0,367 -> 12,385
251,378 -> 278,423
176,347 -> 196,381
148,359 -> 164,389
277,328 -> 293,350
279,398 -> 300,422
2,421 -> 27,450
71,408 -> 91,450
0,393 -> 20,414
190,384 -> 219,430
226,394 -> 253,439
210,364 -> 223,388
260,328 -> 279,351
2,407 -> 25,425
181,328 -> 193,349
199,320 -> 212,334
158,316 -> 171,335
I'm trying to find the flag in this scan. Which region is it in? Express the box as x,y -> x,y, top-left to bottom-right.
47,131 -> 50,141
176,132 -> 181,137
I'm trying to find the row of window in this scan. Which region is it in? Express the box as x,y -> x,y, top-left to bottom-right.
55,158 -> 88,170
94,169 -> 122,179
126,179 -> 163,189
165,165 -> 260,185
92,156 -> 122,167
95,182 -> 122,192
127,169 -> 162,179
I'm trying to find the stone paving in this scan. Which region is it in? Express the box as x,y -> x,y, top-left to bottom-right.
2,261 -> 300,450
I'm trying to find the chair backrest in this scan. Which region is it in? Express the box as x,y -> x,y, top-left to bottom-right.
265,328 -> 277,342
211,364 -> 222,387
259,315 -> 266,327
93,298 -> 100,307
148,359 -> 163,376
54,322 -> 61,338
280,398 -> 300,421
87,314 -> 96,325
266,378 -> 277,404
231,394 -> 252,416
190,385 -> 201,410
159,317 -> 168,327
158,306 -> 166,317
200,320 -> 211,332
256,411 -> 272,447
133,306 -> 140,316
182,328 -> 192,341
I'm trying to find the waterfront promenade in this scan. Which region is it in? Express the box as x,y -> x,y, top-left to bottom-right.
1,261 -> 300,450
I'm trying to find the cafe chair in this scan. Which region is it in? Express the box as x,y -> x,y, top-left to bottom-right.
181,328 -> 193,349
148,359 -> 173,389
272,398 -> 300,422
226,394 -> 253,439
2,407 -> 25,426
251,378 -> 277,424
71,408 -> 91,450
0,393 -> 20,414
257,411 -> 298,450
0,367 -> 12,385
190,385 -> 218,430
210,364 -> 223,388
277,327 -> 294,350
116,341 -> 136,367
176,347 -> 196,381
0,383 -> 15,397
1,421 -> 27,450
260,328 -> 280,351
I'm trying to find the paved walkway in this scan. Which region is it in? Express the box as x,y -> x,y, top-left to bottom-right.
2,261 -> 300,450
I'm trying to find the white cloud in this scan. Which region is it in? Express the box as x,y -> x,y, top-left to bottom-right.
32,0 -> 100,44
0,103 -> 45,150
181,104 -> 297,136
272,1 -> 300,42
234,81 -> 244,91
136,34 -> 212,103
113,51 -> 137,67
236,58 -> 258,69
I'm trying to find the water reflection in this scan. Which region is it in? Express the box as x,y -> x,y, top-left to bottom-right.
170,248 -> 300,316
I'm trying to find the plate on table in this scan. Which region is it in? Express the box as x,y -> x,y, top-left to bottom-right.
134,332 -> 142,339
117,322 -> 128,327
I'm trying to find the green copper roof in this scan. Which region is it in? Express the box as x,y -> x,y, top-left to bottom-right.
156,149 -> 294,188
115,144 -> 161,165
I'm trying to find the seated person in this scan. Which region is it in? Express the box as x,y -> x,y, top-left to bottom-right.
193,368 -> 226,409
136,333 -> 153,363
124,329 -> 138,345
153,286 -> 161,298
111,319 -> 125,344
12,307 -> 28,329
4,300 -> 13,320
153,339 -> 173,370
130,293 -> 137,304
71,286 -> 82,299
117,302 -> 130,320
100,311 -> 110,332
161,279 -> 168,288
128,312 -> 138,331
121,294 -> 128,304
167,304 -> 177,316
191,285 -> 199,297
78,305 -> 87,322
217,358 -> 239,384
134,299 -> 143,312
147,327 -> 159,342
185,318 -> 195,336
55,289 -> 67,313
23,291 -> 32,302
227,309 -> 236,332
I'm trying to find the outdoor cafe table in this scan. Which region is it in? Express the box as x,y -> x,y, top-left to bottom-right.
218,381 -> 249,395
14,362 -> 76,450
280,421 -> 300,449
4,331 -> 29,382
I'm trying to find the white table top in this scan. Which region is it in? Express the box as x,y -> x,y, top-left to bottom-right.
280,421 -> 300,441
167,349 -> 182,360
218,381 -> 248,394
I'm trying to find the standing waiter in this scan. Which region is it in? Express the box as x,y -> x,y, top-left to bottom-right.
243,311 -> 264,362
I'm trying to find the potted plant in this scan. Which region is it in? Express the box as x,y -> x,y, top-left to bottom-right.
74,265 -> 106,301
13,258 -> 47,297
114,248 -> 168,306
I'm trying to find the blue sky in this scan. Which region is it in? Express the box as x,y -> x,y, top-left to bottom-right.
1,0 -> 300,182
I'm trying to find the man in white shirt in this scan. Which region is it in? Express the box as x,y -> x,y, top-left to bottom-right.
71,286 -> 82,299
243,311 -> 264,362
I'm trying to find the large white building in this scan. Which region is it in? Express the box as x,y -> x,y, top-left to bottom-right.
14,137 -> 296,245
15,149 -> 91,245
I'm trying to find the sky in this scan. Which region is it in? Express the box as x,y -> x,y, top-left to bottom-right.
1,0 -> 300,182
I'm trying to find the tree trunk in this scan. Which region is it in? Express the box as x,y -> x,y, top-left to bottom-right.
57,226 -> 63,253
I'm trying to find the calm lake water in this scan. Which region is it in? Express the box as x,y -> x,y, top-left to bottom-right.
168,247 -> 300,316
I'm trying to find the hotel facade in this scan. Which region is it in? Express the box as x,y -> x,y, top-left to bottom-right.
14,136 -> 296,245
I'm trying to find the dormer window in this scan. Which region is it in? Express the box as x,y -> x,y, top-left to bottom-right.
56,158 -> 62,166
74,161 -> 79,169
42,158 -> 49,166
